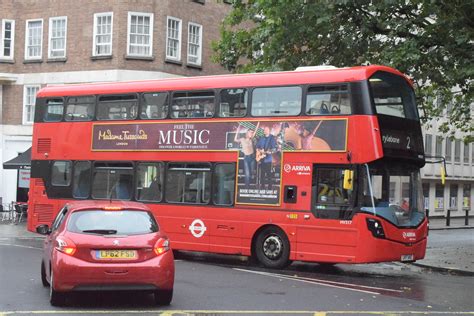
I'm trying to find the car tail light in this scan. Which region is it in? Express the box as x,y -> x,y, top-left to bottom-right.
154,237 -> 170,256
55,237 -> 77,256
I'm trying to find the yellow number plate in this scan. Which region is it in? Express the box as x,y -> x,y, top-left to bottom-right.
97,250 -> 137,259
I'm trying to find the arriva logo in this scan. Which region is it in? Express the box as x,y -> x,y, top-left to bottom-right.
402,232 -> 416,239
283,164 -> 311,173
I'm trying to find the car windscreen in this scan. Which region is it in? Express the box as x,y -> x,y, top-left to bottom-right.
67,210 -> 158,235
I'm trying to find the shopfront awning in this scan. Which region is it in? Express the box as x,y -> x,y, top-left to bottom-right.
3,147 -> 31,170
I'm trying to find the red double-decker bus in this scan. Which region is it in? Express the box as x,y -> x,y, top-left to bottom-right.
28,65 -> 427,268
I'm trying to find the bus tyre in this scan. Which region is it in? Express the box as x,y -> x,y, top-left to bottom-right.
41,261 -> 49,287
255,226 -> 290,269
154,288 -> 173,306
49,270 -> 66,306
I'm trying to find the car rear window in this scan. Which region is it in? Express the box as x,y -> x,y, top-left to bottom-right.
67,210 -> 158,235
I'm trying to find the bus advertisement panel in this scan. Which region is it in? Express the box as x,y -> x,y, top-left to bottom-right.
92,119 -> 347,205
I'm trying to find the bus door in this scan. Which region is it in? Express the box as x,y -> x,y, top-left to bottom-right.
296,165 -> 358,263
207,163 -> 242,254
160,162 -> 211,252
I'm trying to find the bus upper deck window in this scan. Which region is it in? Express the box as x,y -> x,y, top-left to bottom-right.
219,89 -> 247,117
306,85 -> 351,116
251,86 -> 301,117
369,71 -> 419,120
171,91 -> 215,118
44,98 -> 64,122
140,93 -> 169,119
97,94 -> 138,120
65,96 -> 95,121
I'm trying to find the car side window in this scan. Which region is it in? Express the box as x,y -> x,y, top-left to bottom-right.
51,207 -> 68,231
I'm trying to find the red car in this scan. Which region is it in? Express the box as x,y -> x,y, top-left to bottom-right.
36,201 -> 174,306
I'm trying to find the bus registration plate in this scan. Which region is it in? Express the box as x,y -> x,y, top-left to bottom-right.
401,254 -> 414,262
97,250 -> 137,259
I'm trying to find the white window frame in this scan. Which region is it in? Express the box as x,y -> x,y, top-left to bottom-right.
92,12 -> 113,57
126,12 -> 153,57
25,19 -> 43,60
166,16 -> 182,61
0,19 -> 15,59
23,85 -> 40,125
48,16 -> 67,59
187,22 -> 202,66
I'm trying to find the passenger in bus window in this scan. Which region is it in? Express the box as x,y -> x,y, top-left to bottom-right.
113,174 -> 131,200
234,123 -> 259,188
256,126 -> 277,190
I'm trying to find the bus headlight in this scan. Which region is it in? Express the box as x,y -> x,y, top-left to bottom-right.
366,218 -> 385,239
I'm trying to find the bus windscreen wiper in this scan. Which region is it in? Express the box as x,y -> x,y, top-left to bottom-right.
82,229 -> 118,235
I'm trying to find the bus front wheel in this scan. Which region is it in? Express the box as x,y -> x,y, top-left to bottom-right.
255,226 -> 290,269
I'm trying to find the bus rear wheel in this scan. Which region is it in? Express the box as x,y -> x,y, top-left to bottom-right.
255,226 -> 290,269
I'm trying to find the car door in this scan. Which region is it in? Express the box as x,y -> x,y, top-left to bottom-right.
44,206 -> 68,279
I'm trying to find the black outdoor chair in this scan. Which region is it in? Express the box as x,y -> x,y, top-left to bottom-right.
14,204 -> 28,224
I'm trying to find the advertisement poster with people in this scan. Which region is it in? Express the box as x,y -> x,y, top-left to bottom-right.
92,119 -> 347,205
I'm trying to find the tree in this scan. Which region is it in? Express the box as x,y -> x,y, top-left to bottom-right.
213,0 -> 474,142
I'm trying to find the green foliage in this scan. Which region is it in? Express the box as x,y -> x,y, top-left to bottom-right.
213,0 -> 474,142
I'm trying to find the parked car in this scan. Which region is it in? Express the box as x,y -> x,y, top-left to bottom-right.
36,200 -> 174,306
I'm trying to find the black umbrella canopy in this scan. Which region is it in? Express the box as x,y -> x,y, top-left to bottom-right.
3,147 -> 31,170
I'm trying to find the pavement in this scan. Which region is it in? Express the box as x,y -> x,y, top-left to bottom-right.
1,216 -> 472,275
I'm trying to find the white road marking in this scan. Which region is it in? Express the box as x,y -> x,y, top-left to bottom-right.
0,243 -> 42,250
234,268 -> 389,295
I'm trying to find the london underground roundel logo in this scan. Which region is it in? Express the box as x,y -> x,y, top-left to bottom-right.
189,219 -> 207,238
283,164 -> 291,173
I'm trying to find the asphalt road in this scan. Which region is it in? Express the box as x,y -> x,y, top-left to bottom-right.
0,236 -> 473,316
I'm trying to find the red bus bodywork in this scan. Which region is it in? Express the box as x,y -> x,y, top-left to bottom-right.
28,65 -> 428,265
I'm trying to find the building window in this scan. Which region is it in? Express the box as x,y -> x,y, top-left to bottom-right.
449,184 -> 458,210
1,19 -> 15,59
127,12 -> 153,57
422,183 -> 429,210
463,184 -> 471,209
424,134 -> 432,156
23,85 -> 40,124
435,184 -> 444,209
25,19 -> 43,60
464,143 -> 470,164
48,17 -> 67,58
445,138 -> 452,162
187,22 -> 202,66
166,17 -> 181,61
454,139 -> 461,163
435,136 -> 443,157
93,12 -> 113,56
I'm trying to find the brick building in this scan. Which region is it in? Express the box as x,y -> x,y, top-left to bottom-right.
0,0 -> 232,205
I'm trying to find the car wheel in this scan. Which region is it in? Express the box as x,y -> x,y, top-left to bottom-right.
154,288 -> 173,306
255,226 -> 290,269
41,261 -> 49,287
49,270 -> 66,306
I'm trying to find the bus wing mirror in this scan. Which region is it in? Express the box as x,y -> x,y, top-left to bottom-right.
343,170 -> 354,190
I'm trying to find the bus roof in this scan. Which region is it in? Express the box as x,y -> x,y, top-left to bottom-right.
37,65 -> 409,98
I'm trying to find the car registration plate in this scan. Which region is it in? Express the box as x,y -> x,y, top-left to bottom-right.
401,254 -> 414,262
96,250 -> 137,259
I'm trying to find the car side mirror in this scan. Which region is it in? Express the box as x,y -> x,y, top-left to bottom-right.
36,224 -> 51,235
